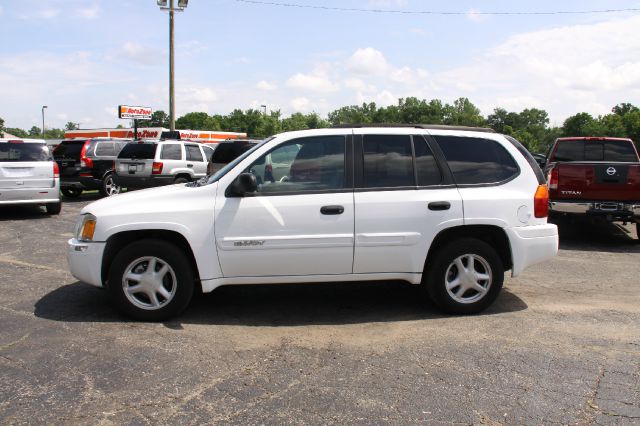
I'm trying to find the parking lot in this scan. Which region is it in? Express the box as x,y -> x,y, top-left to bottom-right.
0,196 -> 638,424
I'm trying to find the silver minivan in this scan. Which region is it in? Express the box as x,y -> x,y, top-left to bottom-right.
0,138 -> 61,214
114,140 -> 215,189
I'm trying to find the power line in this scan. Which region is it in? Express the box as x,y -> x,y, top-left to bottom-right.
234,0 -> 640,16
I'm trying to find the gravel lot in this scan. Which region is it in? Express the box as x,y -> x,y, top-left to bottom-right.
1,195 -> 639,425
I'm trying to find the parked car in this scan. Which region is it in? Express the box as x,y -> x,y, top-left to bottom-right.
0,138 -> 61,214
68,125 -> 559,320
545,136 -> 640,239
114,139 -> 213,189
53,138 -> 129,198
206,139 -> 260,176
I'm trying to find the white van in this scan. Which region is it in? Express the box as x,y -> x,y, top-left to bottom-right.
0,138 -> 61,214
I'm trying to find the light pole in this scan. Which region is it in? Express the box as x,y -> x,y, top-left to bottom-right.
41,106 -> 47,139
157,0 -> 189,133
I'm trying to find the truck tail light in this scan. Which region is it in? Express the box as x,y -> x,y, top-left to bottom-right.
79,141 -> 93,169
548,167 -> 558,190
534,184 -> 549,218
152,162 -> 163,174
53,162 -> 59,178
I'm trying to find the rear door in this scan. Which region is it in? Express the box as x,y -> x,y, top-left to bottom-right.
0,141 -> 54,190
185,144 -> 207,177
352,131 -> 464,275
92,141 -> 118,177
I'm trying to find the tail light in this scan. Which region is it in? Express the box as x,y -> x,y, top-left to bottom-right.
534,184 -> 549,218
265,164 -> 273,173
79,141 -> 93,169
152,162 -> 163,174
547,167 -> 558,190
53,162 -> 59,178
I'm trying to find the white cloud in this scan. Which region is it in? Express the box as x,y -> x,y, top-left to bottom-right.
286,72 -> 338,93
111,42 -> 162,66
257,80 -> 277,91
38,8 -> 61,19
74,4 -> 100,19
343,78 -> 376,93
346,48 -> 390,75
290,97 -> 312,112
408,28 -> 428,37
0,6 -> 4,16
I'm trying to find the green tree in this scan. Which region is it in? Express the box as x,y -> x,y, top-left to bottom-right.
562,112 -> 595,136
612,103 -> 639,117
4,127 -> 29,138
0,116 -> 4,137
622,110 -> 640,143
328,103 -> 379,125
64,122 -> 78,130
28,126 -> 41,137
45,128 -> 65,139
443,97 -> 485,127
175,112 -> 218,130
139,110 -> 170,128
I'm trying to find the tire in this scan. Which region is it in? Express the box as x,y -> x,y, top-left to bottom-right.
45,202 -> 62,215
99,173 -> 121,197
424,238 -> 504,315
107,239 -> 195,321
174,176 -> 189,184
636,222 -> 640,241
61,188 -> 83,198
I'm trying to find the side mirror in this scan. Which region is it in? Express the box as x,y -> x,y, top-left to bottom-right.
230,172 -> 258,196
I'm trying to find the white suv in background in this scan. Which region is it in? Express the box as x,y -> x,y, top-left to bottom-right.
114,139 -> 215,189
68,125 -> 558,320
0,138 -> 61,214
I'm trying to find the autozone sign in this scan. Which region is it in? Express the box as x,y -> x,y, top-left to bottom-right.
118,105 -> 152,120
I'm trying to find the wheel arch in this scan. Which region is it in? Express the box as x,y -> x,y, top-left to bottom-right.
425,225 -> 513,273
101,229 -> 201,289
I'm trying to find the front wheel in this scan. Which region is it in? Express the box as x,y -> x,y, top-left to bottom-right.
174,176 -> 189,184
107,239 -> 195,321
45,202 -> 61,215
424,238 -> 504,315
100,173 -> 121,197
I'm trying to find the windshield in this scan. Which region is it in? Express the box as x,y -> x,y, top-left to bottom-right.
0,143 -> 51,162
204,137 -> 272,185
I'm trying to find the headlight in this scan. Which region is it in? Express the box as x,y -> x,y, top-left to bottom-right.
75,214 -> 97,242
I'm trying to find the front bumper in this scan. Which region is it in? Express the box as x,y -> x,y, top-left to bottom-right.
67,238 -> 106,287
550,200 -> 640,221
506,224 -> 559,277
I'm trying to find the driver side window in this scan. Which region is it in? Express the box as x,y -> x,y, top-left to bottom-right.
246,136 -> 346,194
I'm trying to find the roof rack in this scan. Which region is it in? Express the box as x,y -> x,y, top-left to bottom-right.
331,124 -> 496,133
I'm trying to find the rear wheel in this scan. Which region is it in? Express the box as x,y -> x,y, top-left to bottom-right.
99,173 -> 121,197
424,238 -> 504,315
174,176 -> 189,184
107,239 -> 194,321
61,188 -> 82,198
45,202 -> 61,215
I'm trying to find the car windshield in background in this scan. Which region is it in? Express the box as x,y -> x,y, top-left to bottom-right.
53,141 -> 85,159
211,142 -> 254,163
0,143 -> 51,162
206,139 -> 269,184
118,143 -> 157,160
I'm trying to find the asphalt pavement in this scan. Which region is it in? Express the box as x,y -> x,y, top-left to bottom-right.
0,196 -> 639,425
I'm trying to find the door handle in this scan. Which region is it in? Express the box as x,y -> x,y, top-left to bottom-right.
320,205 -> 344,215
187,164 -> 194,168
428,201 -> 451,211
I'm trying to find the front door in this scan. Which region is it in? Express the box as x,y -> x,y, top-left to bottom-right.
214,134 -> 354,278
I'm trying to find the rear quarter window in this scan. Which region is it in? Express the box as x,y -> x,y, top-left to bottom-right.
94,142 -> 117,157
434,135 -> 519,185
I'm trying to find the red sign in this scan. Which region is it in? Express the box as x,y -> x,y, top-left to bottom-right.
118,105 -> 152,120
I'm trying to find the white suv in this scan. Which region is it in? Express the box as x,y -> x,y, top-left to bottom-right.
0,138 -> 61,214
68,126 -> 558,320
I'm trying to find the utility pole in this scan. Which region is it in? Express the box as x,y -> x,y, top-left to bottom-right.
157,0 -> 188,134
41,106 -> 47,139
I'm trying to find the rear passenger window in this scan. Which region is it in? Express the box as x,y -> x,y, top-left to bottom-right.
435,136 -> 519,185
95,142 -> 116,157
186,145 -> 204,162
363,135 -> 414,188
413,136 -> 441,186
202,145 -> 215,162
161,144 -> 181,160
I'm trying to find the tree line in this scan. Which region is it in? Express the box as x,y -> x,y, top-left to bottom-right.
2,98 -> 639,154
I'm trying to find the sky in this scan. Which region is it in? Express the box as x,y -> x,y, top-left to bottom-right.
1,0 -> 640,130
